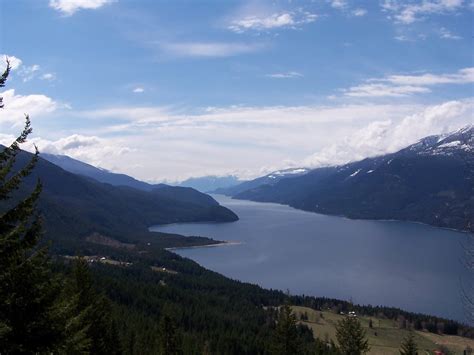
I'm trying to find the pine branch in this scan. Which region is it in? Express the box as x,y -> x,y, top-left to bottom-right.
0,116 -> 33,166
0,145 -> 39,200
0,57 -> 11,109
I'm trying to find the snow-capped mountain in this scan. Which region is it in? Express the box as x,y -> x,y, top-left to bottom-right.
267,168 -> 310,179
230,126 -> 474,232
409,125 -> 473,157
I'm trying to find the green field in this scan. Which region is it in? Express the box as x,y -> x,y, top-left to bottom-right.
291,306 -> 474,354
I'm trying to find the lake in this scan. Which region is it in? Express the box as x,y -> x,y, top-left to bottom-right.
151,194 -> 470,323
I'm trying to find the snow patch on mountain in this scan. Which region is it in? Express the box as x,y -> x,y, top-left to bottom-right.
414,125 -> 473,157
349,169 -> 361,177
268,168 -> 309,179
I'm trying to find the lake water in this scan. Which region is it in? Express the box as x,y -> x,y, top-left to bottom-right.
151,195 -> 470,323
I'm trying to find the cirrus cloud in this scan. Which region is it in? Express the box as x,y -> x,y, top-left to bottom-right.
343,67 -> 474,97
266,71 -> 303,79
381,0 -> 465,24
228,11 -> 317,33
160,41 -> 264,58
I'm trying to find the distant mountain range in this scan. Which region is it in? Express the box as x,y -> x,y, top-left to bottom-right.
177,175 -> 243,193
213,168 -> 309,196
219,126 -> 474,232
8,149 -> 238,249
42,153 -> 245,193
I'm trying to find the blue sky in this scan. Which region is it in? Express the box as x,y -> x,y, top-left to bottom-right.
0,0 -> 473,182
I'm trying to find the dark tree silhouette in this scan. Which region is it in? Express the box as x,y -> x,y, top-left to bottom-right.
158,314 -> 181,355
0,58 -> 64,352
271,304 -> 303,355
65,257 -> 121,353
399,332 -> 418,355
335,316 -> 370,355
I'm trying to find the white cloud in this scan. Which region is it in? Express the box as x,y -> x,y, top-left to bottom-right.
3,94 -> 472,181
228,11 -> 317,33
161,42 -> 263,58
0,55 -> 22,71
133,87 -> 145,93
329,0 -> 348,9
344,67 -> 474,97
0,55 -> 55,82
17,134 -> 133,170
384,67 -> 474,85
49,0 -> 114,16
69,99 -> 472,181
345,83 -> 431,97
439,27 -> 462,40
394,32 -> 428,42
304,99 -> 474,167
381,0 -> 465,24
19,64 -> 40,82
352,8 -> 368,16
326,1 -> 367,17
266,71 -> 303,79
41,73 -> 56,81
0,89 -> 57,125
68,102 -> 422,180
394,35 -> 410,41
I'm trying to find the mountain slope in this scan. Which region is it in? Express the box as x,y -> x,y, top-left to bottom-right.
42,152 -> 154,191
234,126 -> 474,232
8,150 -> 238,246
214,168 -> 309,196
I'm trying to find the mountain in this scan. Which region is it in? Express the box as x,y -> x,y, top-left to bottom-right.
8,149 -> 238,248
214,168 -> 310,196
42,152 -> 155,191
177,175 -> 243,192
232,126 -> 474,232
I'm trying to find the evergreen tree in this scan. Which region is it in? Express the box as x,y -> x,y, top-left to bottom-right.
335,316 -> 370,355
399,332 -> 418,355
67,257 -> 122,354
158,314 -> 181,355
271,304 -> 302,355
0,58 -> 66,353
314,338 -> 340,355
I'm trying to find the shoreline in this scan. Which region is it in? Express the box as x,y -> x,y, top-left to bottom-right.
225,195 -> 470,235
166,240 -> 242,251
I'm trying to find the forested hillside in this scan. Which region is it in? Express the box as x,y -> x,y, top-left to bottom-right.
57,237 -> 474,354
6,149 -> 238,249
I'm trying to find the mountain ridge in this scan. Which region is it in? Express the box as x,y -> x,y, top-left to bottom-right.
42,152 -> 156,191
6,149 -> 238,249
227,126 -> 473,232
